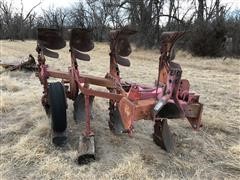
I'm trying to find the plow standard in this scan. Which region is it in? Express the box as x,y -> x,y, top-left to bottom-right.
35,27 -> 203,164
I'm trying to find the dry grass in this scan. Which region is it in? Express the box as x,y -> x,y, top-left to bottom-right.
0,40 -> 240,179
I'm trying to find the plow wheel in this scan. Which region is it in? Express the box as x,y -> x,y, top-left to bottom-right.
153,119 -> 175,153
108,102 -> 124,134
48,82 -> 67,146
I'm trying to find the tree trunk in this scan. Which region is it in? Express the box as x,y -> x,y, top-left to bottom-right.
198,0 -> 204,22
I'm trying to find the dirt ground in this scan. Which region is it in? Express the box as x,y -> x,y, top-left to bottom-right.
0,40 -> 239,179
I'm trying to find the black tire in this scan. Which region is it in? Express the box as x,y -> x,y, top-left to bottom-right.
48,82 -> 67,133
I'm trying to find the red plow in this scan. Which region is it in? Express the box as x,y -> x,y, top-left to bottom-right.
35,27 -> 203,164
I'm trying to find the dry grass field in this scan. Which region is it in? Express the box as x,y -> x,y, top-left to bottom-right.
0,40 -> 240,179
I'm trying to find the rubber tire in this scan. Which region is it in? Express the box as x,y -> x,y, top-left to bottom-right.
48,82 -> 67,133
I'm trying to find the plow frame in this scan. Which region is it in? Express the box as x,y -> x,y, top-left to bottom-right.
35,27 -> 203,160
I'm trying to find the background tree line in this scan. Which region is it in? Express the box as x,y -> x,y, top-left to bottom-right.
0,0 -> 239,57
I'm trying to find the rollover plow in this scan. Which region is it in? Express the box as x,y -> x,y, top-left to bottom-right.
35,27 -> 203,164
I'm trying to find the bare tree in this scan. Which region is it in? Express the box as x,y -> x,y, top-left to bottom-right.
41,7 -> 68,30
0,0 -> 13,39
0,0 -> 40,40
69,1 -> 88,28
197,0 -> 205,22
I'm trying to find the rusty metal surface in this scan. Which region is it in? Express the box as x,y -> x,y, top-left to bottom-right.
37,28 -> 66,50
81,74 -> 116,88
47,69 -> 117,89
153,119 -> 175,153
183,103 -> 202,118
118,97 -> 135,130
48,70 -> 70,80
0,54 -> 37,74
77,135 -> 95,164
73,93 -> 94,123
109,26 -> 137,67
70,28 -> 94,52
83,87 -> 123,101
135,98 -> 156,120
77,93 -> 96,164
109,106 -> 124,134
178,79 -> 190,100
128,85 -> 164,101
159,31 -> 185,55
71,48 -> 90,61
109,27 -> 137,38
35,28 -> 203,159
116,36 -> 132,57
42,48 -> 59,58
115,55 -> 131,67
186,103 -> 203,130
118,97 -> 157,131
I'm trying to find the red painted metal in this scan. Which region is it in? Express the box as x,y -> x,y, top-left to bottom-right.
84,95 -> 94,136
35,28 -> 203,157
